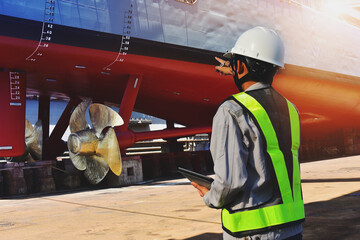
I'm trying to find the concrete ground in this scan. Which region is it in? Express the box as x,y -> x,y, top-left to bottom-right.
1,155 -> 360,240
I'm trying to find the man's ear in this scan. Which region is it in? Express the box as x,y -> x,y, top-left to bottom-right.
237,61 -> 248,78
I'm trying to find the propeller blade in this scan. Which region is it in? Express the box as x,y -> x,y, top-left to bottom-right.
68,151 -> 87,171
10,119 -> 42,162
25,119 -> 34,139
89,104 -> 124,138
26,120 -> 42,160
69,100 -> 91,133
97,128 -> 122,176
84,155 -> 109,184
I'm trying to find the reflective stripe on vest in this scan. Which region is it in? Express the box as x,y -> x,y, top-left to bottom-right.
222,92 -> 305,234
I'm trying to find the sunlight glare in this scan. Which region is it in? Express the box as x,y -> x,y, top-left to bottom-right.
320,0 -> 350,17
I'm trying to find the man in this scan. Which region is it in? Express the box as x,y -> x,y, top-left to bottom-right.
191,26 -> 305,240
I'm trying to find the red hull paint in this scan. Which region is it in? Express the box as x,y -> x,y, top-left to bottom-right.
0,35 -> 359,151
0,72 -> 26,156
274,73 -> 360,138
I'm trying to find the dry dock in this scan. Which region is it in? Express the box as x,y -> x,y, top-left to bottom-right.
1,155 -> 360,240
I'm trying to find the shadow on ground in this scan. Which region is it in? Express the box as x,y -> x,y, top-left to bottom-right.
303,190 -> 360,240
170,233 -> 222,240
173,190 -> 360,240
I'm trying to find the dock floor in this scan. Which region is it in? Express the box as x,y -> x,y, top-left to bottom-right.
1,155 -> 360,240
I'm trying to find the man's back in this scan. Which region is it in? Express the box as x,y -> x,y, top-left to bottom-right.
203,82 -> 303,239
204,83 -> 282,211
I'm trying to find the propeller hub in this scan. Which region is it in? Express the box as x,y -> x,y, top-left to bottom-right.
67,130 -> 98,155
68,133 -> 82,154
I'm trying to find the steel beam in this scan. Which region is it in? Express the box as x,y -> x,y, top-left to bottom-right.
48,98 -> 81,143
47,98 -> 82,159
38,95 -> 50,159
117,75 -> 142,131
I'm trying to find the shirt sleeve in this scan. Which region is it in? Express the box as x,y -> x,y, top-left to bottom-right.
203,102 -> 249,209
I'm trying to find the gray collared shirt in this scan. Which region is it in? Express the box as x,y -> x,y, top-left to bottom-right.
203,82 -> 302,240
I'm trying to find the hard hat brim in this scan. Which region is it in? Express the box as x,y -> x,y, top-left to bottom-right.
223,51 -> 232,59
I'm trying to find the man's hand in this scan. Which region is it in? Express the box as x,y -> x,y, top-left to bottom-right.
215,57 -> 232,76
191,182 -> 210,197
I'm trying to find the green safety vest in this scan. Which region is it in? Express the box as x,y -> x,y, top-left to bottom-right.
222,92 -> 305,237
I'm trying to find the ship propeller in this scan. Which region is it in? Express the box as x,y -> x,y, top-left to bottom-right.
9,119 -> 42,162
67,101 -> 124,184
25,119 -> 43,161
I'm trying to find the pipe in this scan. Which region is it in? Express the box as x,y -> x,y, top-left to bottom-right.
115,126 -> 212,149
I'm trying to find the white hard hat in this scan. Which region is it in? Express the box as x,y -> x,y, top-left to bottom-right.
224,26 -> 285,68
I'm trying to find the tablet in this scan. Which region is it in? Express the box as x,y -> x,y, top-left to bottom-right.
178,167 -> 214,189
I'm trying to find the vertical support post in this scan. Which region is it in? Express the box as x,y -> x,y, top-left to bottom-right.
117,75 -> 142,132
163,120 -> 184,153
166,120 -> 175,130
38,95 -> 50,159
